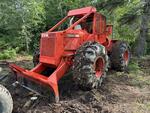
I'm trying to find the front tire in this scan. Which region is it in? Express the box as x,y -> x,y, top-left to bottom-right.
73,41 -> 108,89
0,85 -> 13,113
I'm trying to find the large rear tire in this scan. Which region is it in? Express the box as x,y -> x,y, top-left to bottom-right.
73,41 -> 109,89
0,85 -> 13,113
110,41 -> 130,71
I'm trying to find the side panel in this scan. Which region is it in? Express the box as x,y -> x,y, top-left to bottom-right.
64,30 -> 86,50
64,38 -> 80,50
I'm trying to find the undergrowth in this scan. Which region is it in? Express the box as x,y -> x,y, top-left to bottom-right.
127,58 -> 150,87
0,48 -> 17,60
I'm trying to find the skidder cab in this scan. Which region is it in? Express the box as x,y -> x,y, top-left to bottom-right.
10,6 -> 130,102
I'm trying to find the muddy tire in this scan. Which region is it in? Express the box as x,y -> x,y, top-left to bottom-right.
110,41 -> 130,71
73,41 -> 109,89
33,48 -> 40,66
0,85 -> 13,113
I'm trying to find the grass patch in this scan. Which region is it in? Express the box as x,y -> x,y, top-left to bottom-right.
128,59 -> 140,72
117,58 -> 150,87
133,102 -> 150,113
127,63 -> 150,87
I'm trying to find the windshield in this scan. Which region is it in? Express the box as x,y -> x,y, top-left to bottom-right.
53,16 -> 82,31
51,13 -> 94,33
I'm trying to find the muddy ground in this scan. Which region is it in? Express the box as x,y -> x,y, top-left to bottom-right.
0,56 -> 150,113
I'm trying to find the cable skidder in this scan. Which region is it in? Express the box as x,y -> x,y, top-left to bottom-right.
10,6 -> 130,102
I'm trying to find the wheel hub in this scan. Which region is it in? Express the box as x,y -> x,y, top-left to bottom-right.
94,57 -> 105,78
123,50 -> 129,65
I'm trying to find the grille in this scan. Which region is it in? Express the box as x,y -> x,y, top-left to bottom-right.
40,33 -> 56,57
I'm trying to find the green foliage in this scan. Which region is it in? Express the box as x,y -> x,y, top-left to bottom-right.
0,48 -> 17,60
0,0 -> 46,52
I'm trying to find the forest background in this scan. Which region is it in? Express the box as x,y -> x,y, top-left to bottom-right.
0,0 -> 149,59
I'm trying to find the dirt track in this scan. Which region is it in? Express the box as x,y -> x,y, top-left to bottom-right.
0,56 -> 150,113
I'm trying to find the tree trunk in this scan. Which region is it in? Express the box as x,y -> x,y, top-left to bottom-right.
134,0 -> 150,57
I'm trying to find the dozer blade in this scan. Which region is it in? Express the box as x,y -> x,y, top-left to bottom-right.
9,59 -> 70,102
